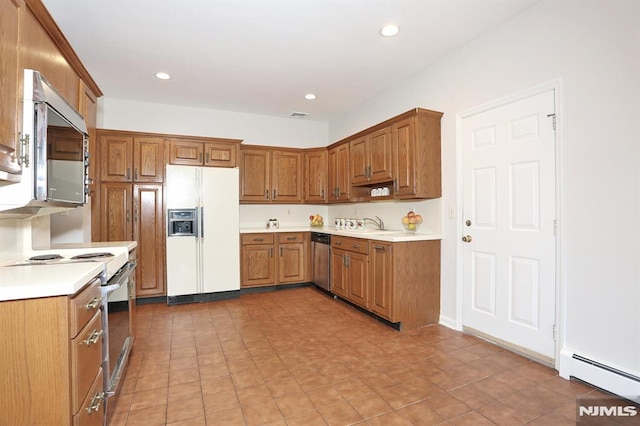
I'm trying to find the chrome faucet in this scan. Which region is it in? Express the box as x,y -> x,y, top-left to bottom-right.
363,216 -> 385,231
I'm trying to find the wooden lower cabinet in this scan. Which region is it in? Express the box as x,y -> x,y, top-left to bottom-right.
133,184 -> 165,297
331,237 -> 441,330
0,279 -> 105,425
241,232 -> 308,287
241,234 -> 276,287
99,183 -> 165,297
369,242 -> 394,320
345,251 -> 369,308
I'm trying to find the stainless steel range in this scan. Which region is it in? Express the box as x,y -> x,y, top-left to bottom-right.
3,246 -> 136,416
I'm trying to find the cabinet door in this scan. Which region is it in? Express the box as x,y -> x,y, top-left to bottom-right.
370,242 -> 394,320
168,139 -> 204,166
100,183 -> 132,241
336,143 -> 351,201
100,135 -> 133,182
133,137 -> 164,182
303,149 -> 328,203
392,117 -> 416,197
0,0 -> 23,180
239,148 -> 271,202
330,248 -> 348,298
133,184 -> 165,297
241,244 -> 276,287
271,150 -> 302,203
369,127 -> 393,183
349,136 -> 369,185
278,242 -> 305,284
204,141 -> 238,167
346,251 -> 369,308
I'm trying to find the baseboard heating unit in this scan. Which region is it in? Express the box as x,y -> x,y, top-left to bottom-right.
562,350 -> 640,404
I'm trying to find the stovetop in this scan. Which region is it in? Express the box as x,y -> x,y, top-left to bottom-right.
2,247 -> 129,281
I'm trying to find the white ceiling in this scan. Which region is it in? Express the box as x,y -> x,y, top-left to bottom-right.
42,0 -> 539,123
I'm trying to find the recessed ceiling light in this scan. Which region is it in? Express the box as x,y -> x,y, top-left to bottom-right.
304,93 -> 317,100
155,72 -> 171,80
379,24 -> 400,37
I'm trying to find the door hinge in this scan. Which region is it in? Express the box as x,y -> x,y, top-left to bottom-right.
552,324 -> 557,341
547,113 -> 556,131
553,219 -> 558,236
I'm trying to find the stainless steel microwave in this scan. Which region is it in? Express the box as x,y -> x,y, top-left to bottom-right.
27,69 -> 89,205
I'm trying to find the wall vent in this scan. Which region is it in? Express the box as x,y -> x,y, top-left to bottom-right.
290,111 -> 309,118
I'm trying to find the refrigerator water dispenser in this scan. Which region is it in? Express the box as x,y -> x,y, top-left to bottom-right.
167,209 -> 198,236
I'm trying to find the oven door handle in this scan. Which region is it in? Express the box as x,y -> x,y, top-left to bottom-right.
107,263 -> 134,290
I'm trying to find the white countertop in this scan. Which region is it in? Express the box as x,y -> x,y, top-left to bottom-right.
240,226 -> 442,242
0,241 -> 136,302
0,261 -> 105,302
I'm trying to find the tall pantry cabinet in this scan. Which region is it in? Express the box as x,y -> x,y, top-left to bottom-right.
95,131 -> 165,298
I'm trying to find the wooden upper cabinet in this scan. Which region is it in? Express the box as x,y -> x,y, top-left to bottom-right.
328,142 -> 350,202
100,135 -> 133,182
369,127 -> 393,183
303,149 -> 328,203
168,139 -> 204,166
133,137 -> 164,182
99,132 -> 164,182
350,127 -> 393,185
239,146 -> 302,203
271,150 -> 302,202
240,148 -> 270,202
204,141 -> 238,167
169,138 -> 240,167
0,0 -> 23,181
349,136 -> 369,185
392,110 -> 442,199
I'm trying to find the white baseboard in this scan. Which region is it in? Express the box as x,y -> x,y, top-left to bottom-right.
559,348 -> 640,403
438,314 -> 459,330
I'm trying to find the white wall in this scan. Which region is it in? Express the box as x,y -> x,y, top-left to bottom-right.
330,0 -> 640,377
99,98 -> 329,148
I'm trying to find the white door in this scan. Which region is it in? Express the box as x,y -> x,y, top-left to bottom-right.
201,167 -> 240,293
461,90 -> 557,361
166,165 -> 198,297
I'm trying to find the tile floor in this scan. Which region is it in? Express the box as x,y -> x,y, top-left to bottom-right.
108,286 -> 607,425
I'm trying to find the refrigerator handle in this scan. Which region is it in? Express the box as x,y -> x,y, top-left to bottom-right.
200,207 -> 204,239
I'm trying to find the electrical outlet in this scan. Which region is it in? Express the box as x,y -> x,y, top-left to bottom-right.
287,209 -> 291,216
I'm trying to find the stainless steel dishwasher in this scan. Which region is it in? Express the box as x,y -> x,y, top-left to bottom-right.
311,232 -> 331,291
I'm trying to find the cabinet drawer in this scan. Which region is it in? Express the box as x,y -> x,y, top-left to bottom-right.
71,311 -> 103,413
73,368 -> 105,426
277,232 -> 304,244
69,278 -> 102,337
331,236 -> 369,254
241,233 -> 275,245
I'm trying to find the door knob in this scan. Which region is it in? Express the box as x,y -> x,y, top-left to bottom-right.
462,235 -> 472,243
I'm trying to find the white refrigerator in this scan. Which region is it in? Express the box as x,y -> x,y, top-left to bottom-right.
165,165 -> 240,303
